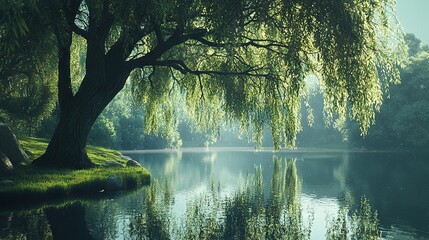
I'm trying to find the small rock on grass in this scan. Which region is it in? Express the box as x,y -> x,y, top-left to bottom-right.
0,179 -> 14,184
126,159 -> 141,167
120,155 -> 133,161
102,160 -> 124,168
0,152 -> 14,175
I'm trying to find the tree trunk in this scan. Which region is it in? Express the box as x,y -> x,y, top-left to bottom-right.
32,61 -> 128,169
32,3 -> 129,169
32,81 -> 123,169
45,202 -> 95,240
32,105 -> 97,169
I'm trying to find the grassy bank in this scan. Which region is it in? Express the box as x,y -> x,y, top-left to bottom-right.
0,138 -> 150,205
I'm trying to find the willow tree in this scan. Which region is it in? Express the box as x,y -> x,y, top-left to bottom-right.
29,0 -> 404,168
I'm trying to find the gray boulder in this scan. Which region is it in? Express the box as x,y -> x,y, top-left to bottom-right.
126,159 -> 142,167
0,152 -> 14,175
0,123 -> 29,165
102,160 -> 123,168
105,175 -> 123,191
0,179 -> 14,184
120,155 -> 133,161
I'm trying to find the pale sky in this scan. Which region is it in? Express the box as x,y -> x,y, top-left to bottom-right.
396,0 -> 429,45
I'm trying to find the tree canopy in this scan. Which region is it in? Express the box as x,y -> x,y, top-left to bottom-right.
1,0 -> 406,168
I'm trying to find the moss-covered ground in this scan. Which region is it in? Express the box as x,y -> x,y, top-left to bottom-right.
0,138 -> 150,205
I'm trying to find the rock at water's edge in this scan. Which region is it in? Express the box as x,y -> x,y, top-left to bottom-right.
120,155 -> 133,161
126,159 -> 141,167
105,175 -> 123,191
0,123 -> 29,165
0,152 -> 14,175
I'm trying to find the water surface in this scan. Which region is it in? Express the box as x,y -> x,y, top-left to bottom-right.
1,148 -> 428,239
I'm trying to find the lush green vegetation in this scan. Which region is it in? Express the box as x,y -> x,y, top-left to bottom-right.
20,137 -> 128,165
0,138 -> 150,204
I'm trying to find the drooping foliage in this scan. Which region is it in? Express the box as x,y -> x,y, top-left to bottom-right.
0,0 -> 37,52
297,84 -> 346,147
0,6 -> 57,135
120,0 -> 405,149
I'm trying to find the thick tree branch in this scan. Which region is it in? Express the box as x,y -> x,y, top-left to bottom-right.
49,1 -> 76,112
63,0 -> 88,39
100,0 -> 114,38
125,28 -> 207,70
57,44 -> 74,115
189,35 -> 290,56
70,23 -> 88,39
189,36 -> 224,47
106,27 -> 153,64
153,20 -> 164,44
148,59 -> 268,77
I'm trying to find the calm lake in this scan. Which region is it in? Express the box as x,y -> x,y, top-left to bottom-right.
1,148 -> 429,239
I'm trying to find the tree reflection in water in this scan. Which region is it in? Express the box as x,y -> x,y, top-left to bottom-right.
129,157 -> 381,240
326,197 -> 381,240
1,202 -> 93,240
0,209 -> 52,240
129,180 -> 176,240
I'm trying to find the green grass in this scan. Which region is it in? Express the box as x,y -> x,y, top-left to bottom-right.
1,138 -> 150,205
19,137 -> 128,165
